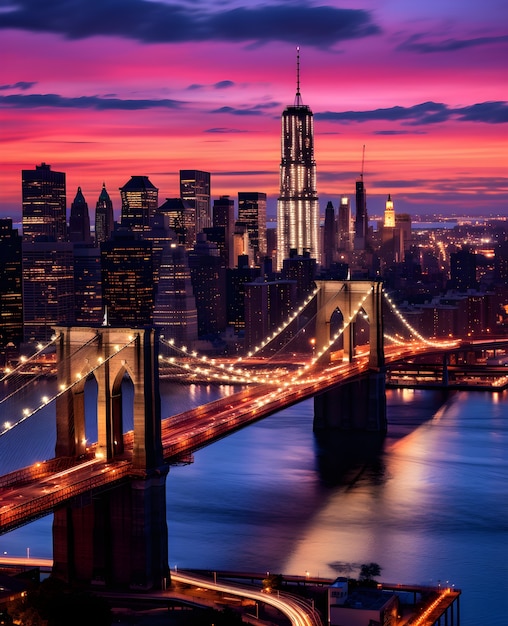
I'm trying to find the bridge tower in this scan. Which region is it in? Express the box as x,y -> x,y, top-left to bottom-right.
313,280 -> 386,432
51,326 -> 169,590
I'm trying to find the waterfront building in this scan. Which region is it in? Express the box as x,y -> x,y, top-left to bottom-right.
276,49 -> 319,269
238,192 -> 267,264
0,219 -> 23,347
94,183 -> 115,244
22,163 -> 67,243
68,187 -> 92,244
180,170 -> 211,240
119,175 -> 158,235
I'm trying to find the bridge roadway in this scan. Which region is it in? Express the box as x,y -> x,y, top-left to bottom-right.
0,341 -> 456,535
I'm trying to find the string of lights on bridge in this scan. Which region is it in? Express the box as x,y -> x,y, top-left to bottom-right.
159,286 -> 375,385
383,292 -> 460,349
0,335 -> 138,437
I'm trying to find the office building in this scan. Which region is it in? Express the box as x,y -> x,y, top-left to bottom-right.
153,244 -> 198,345
238,192 -> 267,264
119,175 -> 158,235
22,163 -> 67,242
73,245 -> 102,325
213,195 -> 235,267
100,230 -> 154,327
337,195 -> 352,252
276,50 -> 319,269
157,197 -> 195,248
188,234 -> 226,337
95,183 -> 115,244
180,170 -> 211,239
22,241 -> 75,342
354,178 -> 368,251
0,219 -> 23,347
244,279 -> 296,352
68,187 -> 92,244
322,201 -> 337,269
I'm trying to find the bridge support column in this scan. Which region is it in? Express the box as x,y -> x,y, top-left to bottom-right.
52,468 -> 170,590
314,370 -> 387,432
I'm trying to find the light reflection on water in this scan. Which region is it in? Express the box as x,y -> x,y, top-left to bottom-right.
1,382 -> 507,625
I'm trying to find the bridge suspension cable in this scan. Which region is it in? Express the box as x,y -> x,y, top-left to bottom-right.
383,291 -> 460,348
0,335 -> 60,384
0,335 -> 138,438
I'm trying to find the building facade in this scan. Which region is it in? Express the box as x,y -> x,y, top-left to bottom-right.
22,163 -> 67,243
276,50 -> 319,269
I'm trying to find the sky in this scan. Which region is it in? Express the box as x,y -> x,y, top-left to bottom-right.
1,0 -> 507,222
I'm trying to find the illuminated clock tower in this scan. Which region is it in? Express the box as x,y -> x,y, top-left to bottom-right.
276,48 -> 320,270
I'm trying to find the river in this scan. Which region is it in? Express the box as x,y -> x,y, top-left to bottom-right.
1,380 -> 507,625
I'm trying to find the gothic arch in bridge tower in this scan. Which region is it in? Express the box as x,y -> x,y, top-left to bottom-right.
53,326 -> 163,471
314,280 -> 384,368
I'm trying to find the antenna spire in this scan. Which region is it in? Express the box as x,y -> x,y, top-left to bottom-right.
360,144 -> 366,181
295,46 -> 303,106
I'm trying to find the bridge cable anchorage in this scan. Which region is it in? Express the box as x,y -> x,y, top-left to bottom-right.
383,291 -> 460,348
0,335 -> 139,438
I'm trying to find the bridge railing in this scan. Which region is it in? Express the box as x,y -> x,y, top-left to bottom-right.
0,460 -> 132,534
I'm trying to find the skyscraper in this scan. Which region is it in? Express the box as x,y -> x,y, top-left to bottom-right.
95,183 -> 115,244
69,186 -> 92,244
212,195 -> 235,267
384,194 -> 395,228
322,201 -> 337,269
22,163 -> 67,242
354,178 -> 368,251
238,192 -> 267,264
276,49 -> 319,270
120,175 -> 158,235
100,230 -> 154,326
180,170 -> 211,240
0,219 -> 23,347
337,195 -> 352,252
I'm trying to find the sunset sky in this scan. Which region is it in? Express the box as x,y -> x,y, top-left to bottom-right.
1,0 -> 507,222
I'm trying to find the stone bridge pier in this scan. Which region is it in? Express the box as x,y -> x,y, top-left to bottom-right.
313,280 -> 387,432
51,326 -> 169,590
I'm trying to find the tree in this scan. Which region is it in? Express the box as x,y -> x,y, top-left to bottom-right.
359,562 -> 382,585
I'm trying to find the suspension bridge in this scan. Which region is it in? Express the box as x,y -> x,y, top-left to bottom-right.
0,279 -> 495,589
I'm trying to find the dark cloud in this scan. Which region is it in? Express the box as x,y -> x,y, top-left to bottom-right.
0,81 -> 37,91
210,102 -> 279,115
205,127 -> 249,133
214,80 -> 235,89
0,93 -> 184,109
316,101 -> 508,125
398,33 -> 508,53
373,130 -> 426,136
0,0 -> 380,48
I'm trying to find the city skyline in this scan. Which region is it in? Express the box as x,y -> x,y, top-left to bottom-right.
1,0 -> 507,221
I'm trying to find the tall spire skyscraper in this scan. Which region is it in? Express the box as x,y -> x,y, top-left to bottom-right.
276,48 -> 319,270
